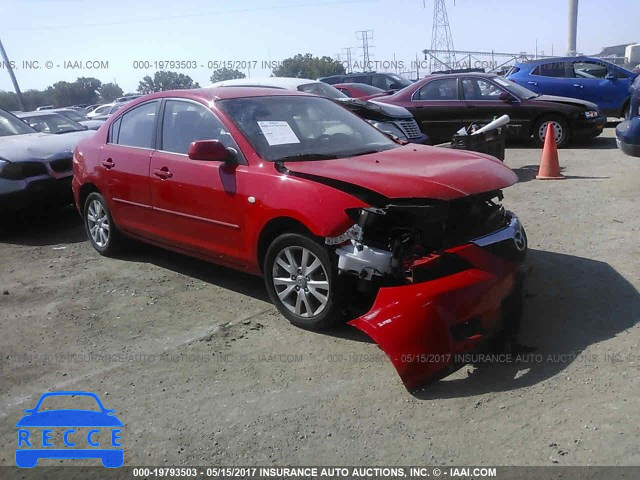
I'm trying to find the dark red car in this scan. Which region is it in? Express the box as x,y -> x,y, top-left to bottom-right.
332,83 -> 386,100
375,72 -> 607,147
73,87 -> 528,389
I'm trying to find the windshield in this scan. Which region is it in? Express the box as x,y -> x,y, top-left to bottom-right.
297,82 -> 347,99
388,74 -> 413,88
21,113 -> 86,134
0,109 -> 37,137
218,95 -> 398,162
492,76 -> 538,99
56,110 -> 86,122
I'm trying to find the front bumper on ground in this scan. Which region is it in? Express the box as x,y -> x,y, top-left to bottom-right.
348,213 -> 527,390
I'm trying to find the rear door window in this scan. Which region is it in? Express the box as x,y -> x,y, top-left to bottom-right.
114,101 -> 159,149
532,62 -> 570,78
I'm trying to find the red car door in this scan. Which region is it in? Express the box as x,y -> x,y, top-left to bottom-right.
100,100 -> 159,236
149,99 -> 248,266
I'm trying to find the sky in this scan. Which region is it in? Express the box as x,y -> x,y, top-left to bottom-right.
0,0 -> 638,93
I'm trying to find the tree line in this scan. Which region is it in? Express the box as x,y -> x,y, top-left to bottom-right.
0,54 -> 345,110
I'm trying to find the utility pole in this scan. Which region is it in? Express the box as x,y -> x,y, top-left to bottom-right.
342,47 -> 354,73
355,30 -> 374,72
0,37 -> 25,111
427,0 -> 457,72
568,0 -> 579,56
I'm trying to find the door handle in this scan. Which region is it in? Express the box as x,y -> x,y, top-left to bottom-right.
527,81 -> 538,86
153,167 -> 173,179
466,104 -> 477,109
573,84 -> 584,88
101,158 -> 115,169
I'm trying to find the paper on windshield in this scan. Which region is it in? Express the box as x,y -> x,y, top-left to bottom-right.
257,121 -> 300,146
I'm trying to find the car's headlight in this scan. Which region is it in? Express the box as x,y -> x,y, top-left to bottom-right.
584,110 -> 599,119
367,120 -> 408,140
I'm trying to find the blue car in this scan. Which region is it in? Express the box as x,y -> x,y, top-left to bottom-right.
507,56 -> 637,118
15,391 -> 123,468
616,76 -> 640,157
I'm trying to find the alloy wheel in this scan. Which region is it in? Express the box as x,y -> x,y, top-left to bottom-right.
86,198 -> 110,248
271,246 -> 330,318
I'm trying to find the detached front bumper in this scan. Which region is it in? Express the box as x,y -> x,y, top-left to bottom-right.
348,213 -> 528,390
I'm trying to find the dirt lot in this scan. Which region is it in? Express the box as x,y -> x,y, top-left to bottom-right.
1,127 -> 639,473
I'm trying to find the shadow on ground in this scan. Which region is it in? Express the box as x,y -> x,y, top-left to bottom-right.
0,205 -> 86,246
511,164 -> 610,183
412,249 -> 639,399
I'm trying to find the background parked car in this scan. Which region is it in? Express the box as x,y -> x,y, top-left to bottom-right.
506,56 -> 638,118
115,94 -> 143,103
86,103 -> 115,118
319,72 -> 413,92
52,108 -> 106,130
616,75 -> 640,157
0,108 -> 93,212
332,83 -> 386,100
375,72 -> 606,147
210,77 -> 428,144
90,103 -> 127,121
15,111 -> 91,135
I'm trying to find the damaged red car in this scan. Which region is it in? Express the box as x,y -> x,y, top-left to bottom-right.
72,87 -> 528,390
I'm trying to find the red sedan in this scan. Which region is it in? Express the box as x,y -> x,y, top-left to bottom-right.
332,83 -> 386,100
73,87 -> 528,389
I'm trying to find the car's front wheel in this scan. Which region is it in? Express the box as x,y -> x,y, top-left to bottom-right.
264,233 -> 343,330
83,192 -> 124,256
534,115 -> 570,148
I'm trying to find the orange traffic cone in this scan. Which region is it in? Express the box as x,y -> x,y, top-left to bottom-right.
536,123 -> 564,180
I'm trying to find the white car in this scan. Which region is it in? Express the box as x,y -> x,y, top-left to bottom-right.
208,77 -> 427,144
86,103 -> 116,119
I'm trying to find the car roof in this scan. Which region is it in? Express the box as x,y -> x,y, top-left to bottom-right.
420,72 -> 498,80
14,111 -> 64,118
131,86 -> 314,104
208,77 -> 320,90
517,55 -> 617,66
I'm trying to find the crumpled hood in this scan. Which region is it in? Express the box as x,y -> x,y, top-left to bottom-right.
283,145 -> 518,201
0,130 -> 94,162
535,94 -> 599,111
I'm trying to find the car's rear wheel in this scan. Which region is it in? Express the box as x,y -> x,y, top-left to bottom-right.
264,233 -> 343,330
83,192 -> 124,256
533,115 -> 570,148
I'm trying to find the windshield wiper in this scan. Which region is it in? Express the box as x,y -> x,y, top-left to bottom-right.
55,129 -> 80,134
347,149 -> 384,158
276,153 -> 338,162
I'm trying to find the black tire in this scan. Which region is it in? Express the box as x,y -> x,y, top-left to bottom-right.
83,192 -> 124,256
533,115 -> 570,148
264,233 -> 343,330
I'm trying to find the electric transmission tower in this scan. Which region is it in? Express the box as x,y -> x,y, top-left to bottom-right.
355,30 -> 374,72
426,0 -> 457,72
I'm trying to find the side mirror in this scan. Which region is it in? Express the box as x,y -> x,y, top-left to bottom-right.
605,72 -> 618,80
499,92 -> 513,102
389,82 -> 401,91
188,140 -> 237,165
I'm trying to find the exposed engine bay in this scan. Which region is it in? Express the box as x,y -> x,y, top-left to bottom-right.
326,190 -> 525,286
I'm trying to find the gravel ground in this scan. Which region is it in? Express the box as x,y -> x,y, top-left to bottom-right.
1,127 -> 639,475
